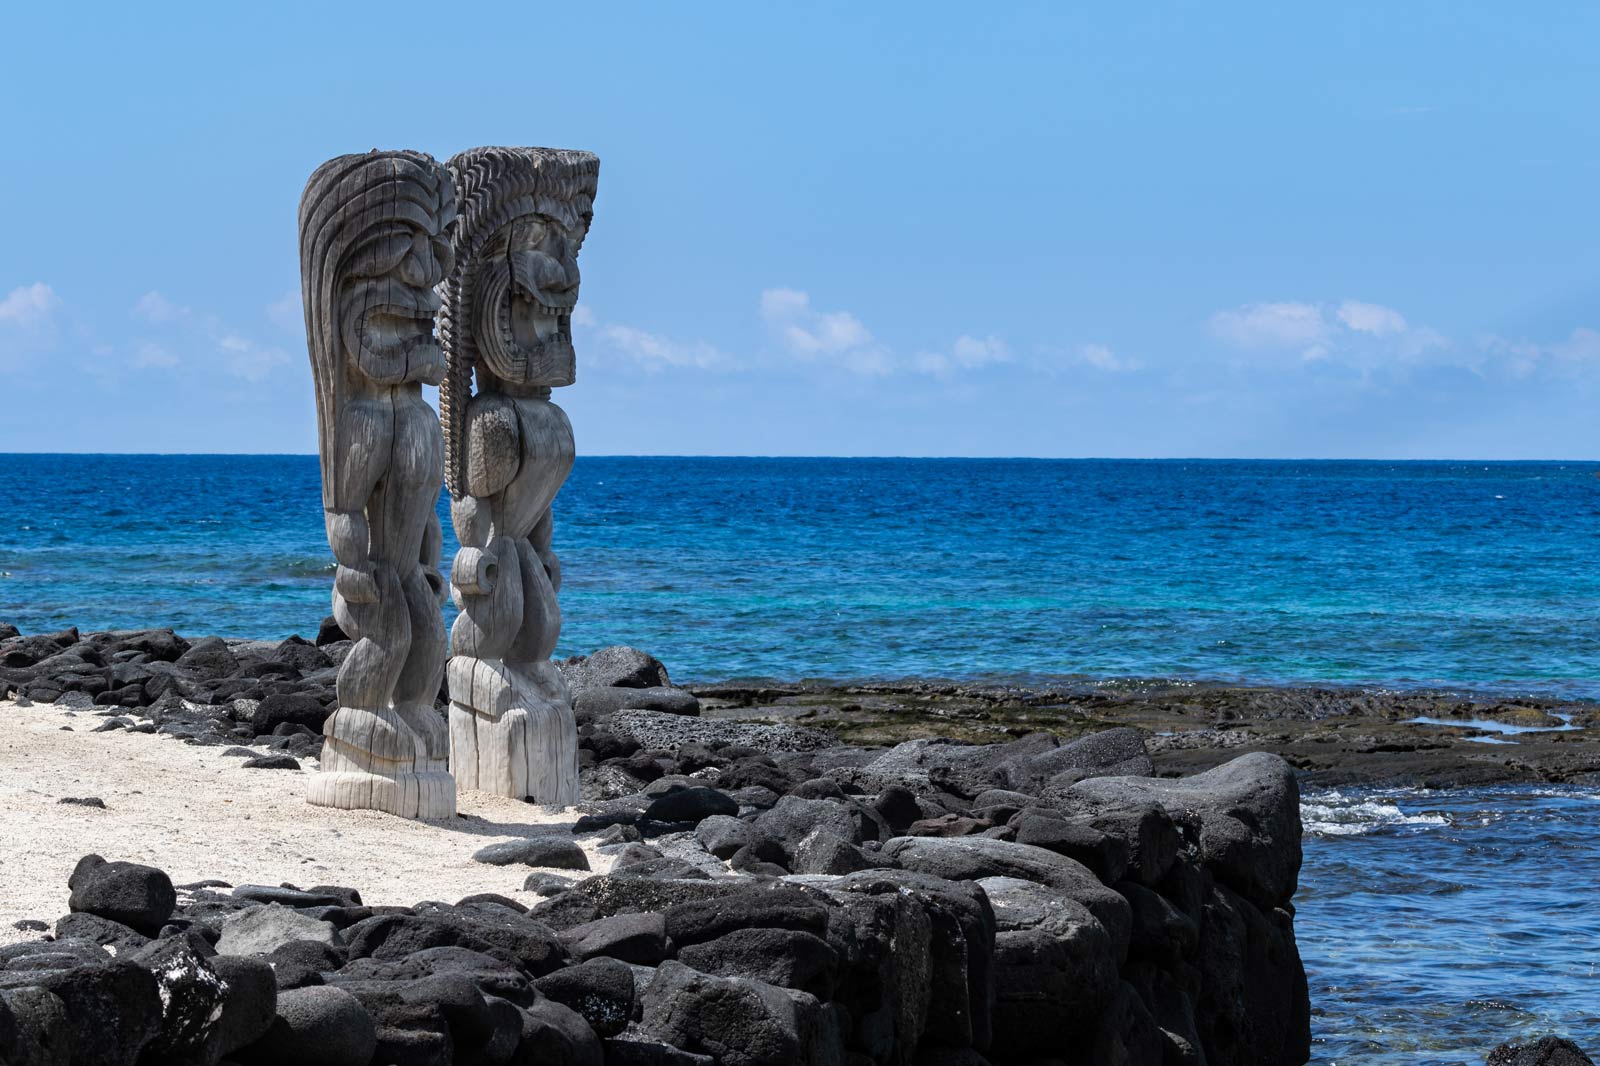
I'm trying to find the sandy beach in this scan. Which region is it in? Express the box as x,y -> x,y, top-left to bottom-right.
0,697 -> 613,944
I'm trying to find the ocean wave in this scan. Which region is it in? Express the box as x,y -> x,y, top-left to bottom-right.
1302,790 -> 1452,837
260,558 -> 337,578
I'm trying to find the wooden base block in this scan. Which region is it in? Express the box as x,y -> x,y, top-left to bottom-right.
309,705 -> 457,820
449,659 -> 578,806
307,767 -> 457,820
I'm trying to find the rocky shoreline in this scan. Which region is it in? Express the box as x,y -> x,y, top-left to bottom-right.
0,623 -> 1311,1064
687,676 -> 1600,790
4,621 -> 1597,792
0,622 -> 1595,1064
0,742 -> 1309,1065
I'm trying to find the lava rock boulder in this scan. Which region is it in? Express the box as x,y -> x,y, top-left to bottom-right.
67,855 -> 176,937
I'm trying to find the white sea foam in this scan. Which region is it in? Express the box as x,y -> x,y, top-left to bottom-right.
1404,715 -> 1578,735
1301,790 -> 1451,837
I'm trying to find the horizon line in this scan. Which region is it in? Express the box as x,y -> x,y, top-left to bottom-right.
4,452 -> 1600,463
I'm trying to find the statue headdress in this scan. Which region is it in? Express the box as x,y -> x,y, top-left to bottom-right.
439,146 -> 599,499
298,150 -> 454,508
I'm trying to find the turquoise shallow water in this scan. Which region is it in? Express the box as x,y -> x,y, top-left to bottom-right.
2,455 -> 1599,1056
2,455 -> 1598,695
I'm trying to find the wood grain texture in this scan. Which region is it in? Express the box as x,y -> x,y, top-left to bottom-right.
299,149 -> 460,820
440,146 -> 598,806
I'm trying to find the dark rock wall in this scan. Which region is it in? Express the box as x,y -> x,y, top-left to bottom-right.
0,633 -> 1316,1065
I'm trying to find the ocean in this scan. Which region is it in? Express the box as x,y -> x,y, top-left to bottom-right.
1302,786 -> 1600,1063
4,455 -> 1599,696
2,454 -> 1598,1059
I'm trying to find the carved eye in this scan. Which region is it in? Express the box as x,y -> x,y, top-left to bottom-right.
347,226 -> 414,279
512,217 -> 549,249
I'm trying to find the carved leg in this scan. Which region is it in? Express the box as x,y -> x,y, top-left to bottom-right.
448,532 -> 525,794
447,534 -> 576,805
310,565 -> 454,819
395,563 -> 455,817
506,536 -> 577,805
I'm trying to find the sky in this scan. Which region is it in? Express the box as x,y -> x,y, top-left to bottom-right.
3,2 -> 1599,459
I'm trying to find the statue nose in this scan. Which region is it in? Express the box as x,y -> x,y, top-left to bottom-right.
549,261 -> 579,293
400,239 -> 441,289
513,250 -> 575,294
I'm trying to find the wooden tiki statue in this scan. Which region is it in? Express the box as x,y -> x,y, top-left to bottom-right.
299,150 -> 458,819
439,146 -> 598,804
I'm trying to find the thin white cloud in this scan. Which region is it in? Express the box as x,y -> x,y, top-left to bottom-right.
599,324 -> 729,370
760,287 -> 893,375
130,290 -> 293,381
1481,328 -> 1600,378
1077,342 -> 1141,373
1555,327 -> 1600,361
913,334 -> 1011,377
131,342 -> 179,369
0,283 -> 60,327
569,303 -> 727,371
1396,326 -> 1449,359
952,335 -> 1010,369
267,291 -> 301,333
219,334 -> 289,382
133,290 -> 187,324
1208,302 -> 1330,357
1210,298 -> 1449,368
1336,300 -> 1407,337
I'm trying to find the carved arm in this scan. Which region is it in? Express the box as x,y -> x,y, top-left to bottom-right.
448,398 -> 523,597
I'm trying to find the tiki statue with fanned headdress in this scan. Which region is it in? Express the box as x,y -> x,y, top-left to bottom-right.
440,146 -> 597,804
299,149 -> 458,819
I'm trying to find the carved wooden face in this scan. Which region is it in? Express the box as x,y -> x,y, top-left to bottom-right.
338,210 -> 456,384
473,213 -> 585,387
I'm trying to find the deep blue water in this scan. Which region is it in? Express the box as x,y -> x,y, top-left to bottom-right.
3,455 -> 1599,1057
2,455 -> 1599,696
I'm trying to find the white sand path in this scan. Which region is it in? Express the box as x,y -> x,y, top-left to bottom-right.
0,698 -> 613,944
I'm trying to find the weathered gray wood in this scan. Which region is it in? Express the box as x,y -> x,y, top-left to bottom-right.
299,150 -> 459,820
440,146 -> 598,805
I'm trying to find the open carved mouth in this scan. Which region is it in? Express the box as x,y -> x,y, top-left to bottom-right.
504,293 -> 574,353
520,290 -> 578,314
359,303 -> 438,357
340,278 -> 446,381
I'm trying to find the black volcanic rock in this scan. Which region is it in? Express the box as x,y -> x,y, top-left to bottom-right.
250,692 -> 329,735
271,636 -> 332,672
67,855 -> 176,937
241,753 -> 301,770
173,636 -> 239,678
535,957 -> 636,1036
640,961 -> 839,1066
314,616 -> 349,646
129,934 -> 228,1063
559,911 -> 670,966
575,685 -> 701,718
1071,751 -> 1301,909
643,786 -> 738,825
473,836 -> 590,871
1488,1037 -> 1596,1066
108,628 -> 190,662
565,646 -> 671,690
54,912 -> 151,953
0,959 -> 163,1066
233,986 -> 376,1066
694,814 -> 762,859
